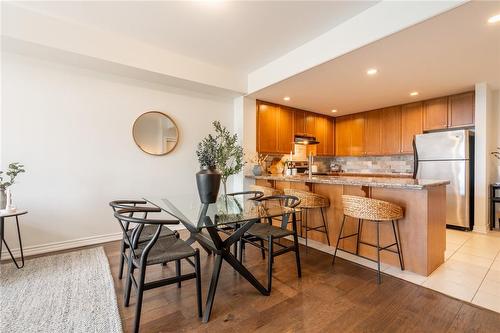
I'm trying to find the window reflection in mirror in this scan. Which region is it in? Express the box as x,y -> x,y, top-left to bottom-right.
133,112 -> 179,155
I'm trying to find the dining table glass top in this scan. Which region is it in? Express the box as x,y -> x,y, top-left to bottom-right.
145,194 -> 297,229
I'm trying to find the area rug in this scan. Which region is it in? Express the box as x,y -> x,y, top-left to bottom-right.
0,247 -> 122,332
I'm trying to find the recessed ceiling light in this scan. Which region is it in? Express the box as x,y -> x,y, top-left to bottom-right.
283,96 -> 291,101
331,109 -> 337,113
488,14 -> 500,23
366,68 -> 378,75
410,91 -> 419,96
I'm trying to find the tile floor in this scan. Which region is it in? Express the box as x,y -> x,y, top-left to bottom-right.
301,229 -> 500,314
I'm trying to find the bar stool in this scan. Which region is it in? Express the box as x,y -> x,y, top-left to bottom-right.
283,188 -> 330,248
332,195 -> 404,284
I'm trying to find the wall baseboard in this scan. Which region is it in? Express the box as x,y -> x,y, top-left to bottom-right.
1,232 -> 122,261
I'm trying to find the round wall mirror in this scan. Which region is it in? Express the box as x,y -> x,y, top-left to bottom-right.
132,111 -> 179,155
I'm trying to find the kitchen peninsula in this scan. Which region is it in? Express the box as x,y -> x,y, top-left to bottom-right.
247,174 -> 450,276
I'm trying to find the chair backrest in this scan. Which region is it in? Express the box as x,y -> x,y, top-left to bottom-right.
109,200 -> 149,233
249,185 -> 283,197
113,207 -> 180,261
256,195 -> 300,229
225,191 -> 264,213
341,195 -> 403,221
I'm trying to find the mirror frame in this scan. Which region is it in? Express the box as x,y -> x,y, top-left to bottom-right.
132,111 -> 179,156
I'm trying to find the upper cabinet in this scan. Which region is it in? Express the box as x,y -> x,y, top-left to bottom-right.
423,93 -> 474,131
256,102 -> 279,153
256,101 -> 335,156
334,114 -> 365,156
335,115 -> 351,156
258,92 -> 474,157
277,106 -> 294,153
423,97 -> 448,131
364,109 -> 382,156
401,102 -> 423,153
380,106 -> 401,155
448,92 -> 474,128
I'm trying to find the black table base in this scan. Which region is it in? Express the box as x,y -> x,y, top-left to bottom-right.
0,215 -> 25,269
200,215 -> 269,322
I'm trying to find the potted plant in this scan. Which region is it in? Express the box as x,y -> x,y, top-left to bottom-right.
196,131 -> 221,204
0,162 -> 25,209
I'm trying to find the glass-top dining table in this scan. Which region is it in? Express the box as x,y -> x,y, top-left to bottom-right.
145,193 -> 299,322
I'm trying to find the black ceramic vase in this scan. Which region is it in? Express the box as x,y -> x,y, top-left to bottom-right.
196,167 -> 221,204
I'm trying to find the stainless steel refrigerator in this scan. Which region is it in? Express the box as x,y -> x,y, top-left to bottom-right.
414,130 -> 474,230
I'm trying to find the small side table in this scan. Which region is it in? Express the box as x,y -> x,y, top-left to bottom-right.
490,184 -> 500,230
0,210 -> 28,268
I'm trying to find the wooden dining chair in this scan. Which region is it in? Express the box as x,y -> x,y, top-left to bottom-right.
114,207 -> 202,333
238,195 -> 302,292
109,200 -> 177,279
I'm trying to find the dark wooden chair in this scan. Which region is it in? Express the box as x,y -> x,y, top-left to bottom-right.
114,207 -> 202,333
109,200 -> 177,279
217,191 -> 264,257
238,194 -> 301,292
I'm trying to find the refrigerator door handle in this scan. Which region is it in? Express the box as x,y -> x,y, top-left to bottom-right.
412,137 -> 418,179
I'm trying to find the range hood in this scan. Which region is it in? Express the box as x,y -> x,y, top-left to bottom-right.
294,134 -> 319,145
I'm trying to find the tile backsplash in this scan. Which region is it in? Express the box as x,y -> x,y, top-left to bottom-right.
259,154 -> 414,175
331,155 -> 414,174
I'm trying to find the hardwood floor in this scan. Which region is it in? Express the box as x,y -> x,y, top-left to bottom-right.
100,232 -> 500,333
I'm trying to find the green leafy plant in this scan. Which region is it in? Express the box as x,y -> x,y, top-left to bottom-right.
196,134 -> 218,168
0,162 -> 26,189
197,121 -> 245,195
212,121 -> 244,195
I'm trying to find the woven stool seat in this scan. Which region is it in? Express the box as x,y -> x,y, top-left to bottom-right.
342,195 -> 403,221
249,185 -> 283,197
284,188 -> 329,208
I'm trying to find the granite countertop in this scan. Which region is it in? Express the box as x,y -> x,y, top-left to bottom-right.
246,174 -> 450,190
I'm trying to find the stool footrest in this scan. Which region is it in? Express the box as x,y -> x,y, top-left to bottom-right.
359,241 -> 399,253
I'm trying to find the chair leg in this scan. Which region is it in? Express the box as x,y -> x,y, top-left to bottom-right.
124,257 -> 135,307
194,249 -> 202,318
376,221 -> 381,284
332,215 -> 346,266
260,239 -> 266,260
392,220 -> 405,270
304,209 -> 309,251
118,240 -> 126,279
267,235 -> 273,292
356,219 -> 362,255
133,263 -> 147,333
320,208 -> 331,246
292,218 -> 302,278
175,259 -> 181,288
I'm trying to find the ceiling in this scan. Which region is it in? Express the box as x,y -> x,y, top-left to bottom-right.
14,1 -> 377,72
251,1 -> 500,116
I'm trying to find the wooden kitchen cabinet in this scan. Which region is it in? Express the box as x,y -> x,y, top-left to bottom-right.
423,97 -> 448,131
401,102 -> 423,154
294,109 -> 306,135
364,109 -> 382,155
449,92 -> 474,128
324,117 -> 335,156
350,113 -> 365,156
257,102 -> 278,153
314,115 -> 326,155
380,106 -> 401,155
335,115 -> 351,156
305,112 -> 316,137
277,106 -> 294,153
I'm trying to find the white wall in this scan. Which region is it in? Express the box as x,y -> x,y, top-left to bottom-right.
474,83 -> 496,233
1,52 -> 235,254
